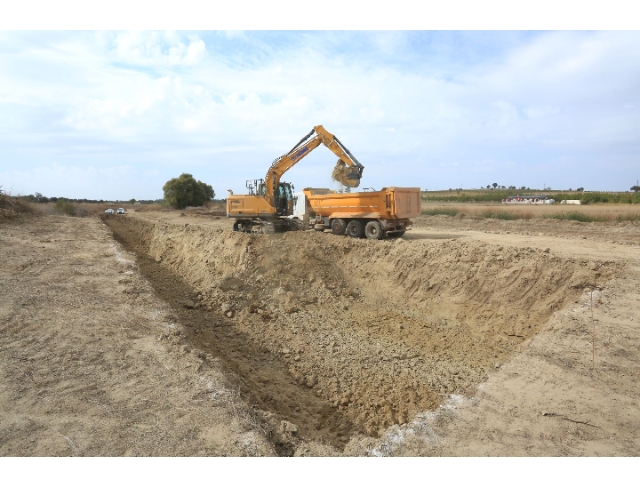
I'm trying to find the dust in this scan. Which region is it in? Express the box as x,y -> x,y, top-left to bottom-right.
331,159 -> 361,188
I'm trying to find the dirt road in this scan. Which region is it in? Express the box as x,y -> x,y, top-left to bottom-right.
2,211 -> 639,456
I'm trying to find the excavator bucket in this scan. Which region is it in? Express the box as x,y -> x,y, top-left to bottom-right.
332,159 -> 362,188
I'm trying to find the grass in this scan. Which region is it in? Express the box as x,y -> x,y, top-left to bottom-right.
422,207 -> 459,217
544,211 -> 600,222
479,210 -> 523,220
544,211 -> 640,223
422,189 -> 640,205
617,213 -> 640,222
422,190 -> 512,203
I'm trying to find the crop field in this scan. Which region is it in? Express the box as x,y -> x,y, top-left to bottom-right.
422,201 -> 640,222
1,195 -> 640,456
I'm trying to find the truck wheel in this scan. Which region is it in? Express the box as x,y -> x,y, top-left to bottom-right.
346,220 -> 365,238
364,221 -> 383,240
331,218 -> 347,235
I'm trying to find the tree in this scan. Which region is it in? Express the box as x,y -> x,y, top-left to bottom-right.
631,185 -> 640,192
163,173 -> 214,209
492,183 -> 498,189
577,187 -> 585,192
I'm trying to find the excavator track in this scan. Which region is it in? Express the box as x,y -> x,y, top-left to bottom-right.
232,219 -> 282,234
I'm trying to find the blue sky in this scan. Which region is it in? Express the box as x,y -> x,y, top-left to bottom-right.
1,30 -> 639,199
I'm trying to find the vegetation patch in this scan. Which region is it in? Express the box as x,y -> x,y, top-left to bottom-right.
422,207 -> 459,217
479,210 -> 521,220
54,198 -> 77,216
543,211 -> 640,223
579,192 -> 640,205
544,211 -> 600,222
422,190 -> 512,203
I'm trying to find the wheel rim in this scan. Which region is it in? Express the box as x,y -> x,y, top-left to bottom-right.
347,220 -> 364,238
332,219 -> 346,235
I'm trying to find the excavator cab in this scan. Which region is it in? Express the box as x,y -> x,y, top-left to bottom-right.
275,182 -> 294,216
242,178 -> 293,216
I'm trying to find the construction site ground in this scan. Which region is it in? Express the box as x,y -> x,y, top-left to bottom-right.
1,208 -> 639,456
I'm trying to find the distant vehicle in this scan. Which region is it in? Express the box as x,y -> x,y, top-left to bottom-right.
117,208 -> 125,214
104,209 -> 115,214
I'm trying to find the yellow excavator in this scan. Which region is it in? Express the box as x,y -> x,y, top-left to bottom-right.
226,125 -> 365,233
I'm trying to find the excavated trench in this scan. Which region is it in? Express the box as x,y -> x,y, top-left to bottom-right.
105,216 -> 615,454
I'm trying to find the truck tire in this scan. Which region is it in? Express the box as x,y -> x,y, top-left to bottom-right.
346,220 -> 365,238
331,218 -> 347,235
364,220 -> 383,240
314,224 -> 325,231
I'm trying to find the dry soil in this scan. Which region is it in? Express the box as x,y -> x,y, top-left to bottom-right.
1,209 -> 639,456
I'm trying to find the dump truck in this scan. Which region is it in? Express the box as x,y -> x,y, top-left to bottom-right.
289,187 -> 421,239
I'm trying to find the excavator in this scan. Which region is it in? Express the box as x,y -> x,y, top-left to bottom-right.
226,125 -> 365,233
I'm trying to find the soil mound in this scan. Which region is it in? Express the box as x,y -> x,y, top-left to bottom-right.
106,217 -> 616,445
0,193 -> 38,221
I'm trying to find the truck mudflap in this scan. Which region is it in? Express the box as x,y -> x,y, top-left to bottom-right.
380,219 -> 411,231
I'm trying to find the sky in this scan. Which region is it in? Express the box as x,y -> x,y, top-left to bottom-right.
1,29 -> 639,200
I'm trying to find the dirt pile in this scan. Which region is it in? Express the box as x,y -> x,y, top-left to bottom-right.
0,193 -> 37,221
106,217 -> 616,444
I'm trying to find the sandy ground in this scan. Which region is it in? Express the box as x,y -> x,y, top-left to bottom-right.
0,215 -> 276,456
2,209 -> 639,456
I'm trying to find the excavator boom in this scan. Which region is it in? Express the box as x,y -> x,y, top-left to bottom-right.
263,125 -> 364,207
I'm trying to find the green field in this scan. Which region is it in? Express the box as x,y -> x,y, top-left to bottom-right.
421,189 -> 640,204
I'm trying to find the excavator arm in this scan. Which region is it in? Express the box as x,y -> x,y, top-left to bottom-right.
263,125 -> 365,207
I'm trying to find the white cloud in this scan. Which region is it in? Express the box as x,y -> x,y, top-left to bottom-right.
110,31 -> 207,66
1,30 -> 639,197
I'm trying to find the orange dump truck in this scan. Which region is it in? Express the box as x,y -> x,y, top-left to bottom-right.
294,187 -> 421,239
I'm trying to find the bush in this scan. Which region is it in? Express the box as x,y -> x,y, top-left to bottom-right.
54,198 -> 77,216
162,173 -> 215,209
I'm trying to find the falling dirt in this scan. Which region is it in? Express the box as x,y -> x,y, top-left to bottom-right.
104,216 -> 614,443
331,159 -> 360,188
